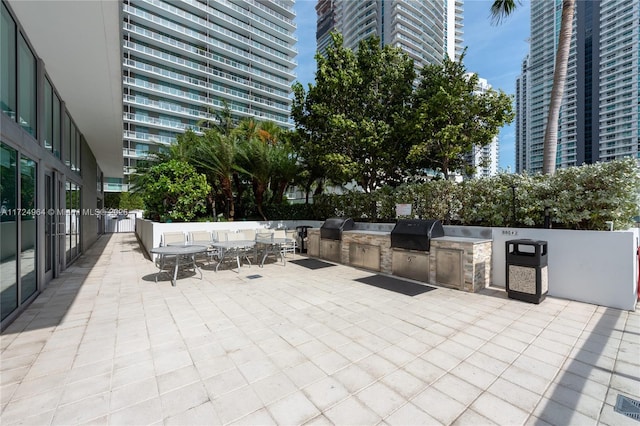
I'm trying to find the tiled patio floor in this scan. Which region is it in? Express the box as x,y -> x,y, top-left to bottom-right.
1,233 -> 639,425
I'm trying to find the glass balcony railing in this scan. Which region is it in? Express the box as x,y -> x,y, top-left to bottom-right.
181,0 -> 296,46
134,1 -> 296,63
122,79 -> 289,125
123,94 -> 216,122
123,29 -> 291,92
125,4 -> 295,75
123,130 -> 176,145
123,57 -> 290,112
124,112 -> 205,133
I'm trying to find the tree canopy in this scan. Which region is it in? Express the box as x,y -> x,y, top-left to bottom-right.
292,32 -> 416,192
408,54 -> 515,179
137,159 -> 210,222
293,33 -> 515,185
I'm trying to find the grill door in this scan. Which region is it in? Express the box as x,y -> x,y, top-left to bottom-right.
320,239 -> 341,262
392,250 -> 430,282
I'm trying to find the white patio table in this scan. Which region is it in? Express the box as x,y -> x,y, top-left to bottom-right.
211,240 -> 256,272
150,244 -> 208,286
255,236 -> 294,267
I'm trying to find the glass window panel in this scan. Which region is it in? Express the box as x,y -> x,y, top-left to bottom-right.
76,133 -> 82,175
17,34 -> 36,136
1,4 -> 16,120
64,113 -> 71,167
65,180 -> 72,263
53,93 -> 61,159
0,143 -> 18,321
45,174 -> 52,273
20,155 -> 36,303
44,79 -> 53,151
74,185 -> 81,256
65,181 -> 81,262
70,122 -> 76,172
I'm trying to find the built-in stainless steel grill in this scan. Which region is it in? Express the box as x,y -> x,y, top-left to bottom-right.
390,219 -> 444,252
320,217 -> 355,240
319,218 -> 354,262
391,219 -> 444,282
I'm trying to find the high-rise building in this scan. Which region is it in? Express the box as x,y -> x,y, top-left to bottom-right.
516,0 -> 639,173
112,0 -> 298,191
316,0 -> 464,68
514,55 -> 529,173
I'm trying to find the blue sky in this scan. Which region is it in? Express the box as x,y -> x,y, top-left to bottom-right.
292,0 -> 531,172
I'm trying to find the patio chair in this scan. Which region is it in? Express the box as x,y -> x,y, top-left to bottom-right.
238,228 -> 257,241
157,232 -> 186,271
283,229 -> 298,258
188,230 -> 217,264
255,230 -> 274,263
212,231 -> 254,270
161,231 -> 186,246
211,229 -> 229,243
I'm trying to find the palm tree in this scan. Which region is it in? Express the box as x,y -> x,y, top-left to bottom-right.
191,129 -> 243,220
491,0 -> 575,175
269,134 -> 300,204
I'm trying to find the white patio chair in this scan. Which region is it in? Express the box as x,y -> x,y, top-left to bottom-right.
158,232 -> 186,271
188,230 -> 217,264
283,229 -> 298,258
161,231 -> 186,246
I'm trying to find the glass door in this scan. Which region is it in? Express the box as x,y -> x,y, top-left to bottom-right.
44,169 -> 65,281
44,170 -> 56,283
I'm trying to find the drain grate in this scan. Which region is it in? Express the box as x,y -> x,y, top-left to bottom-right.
246,274 -> 262,280
615,394 -> 640,421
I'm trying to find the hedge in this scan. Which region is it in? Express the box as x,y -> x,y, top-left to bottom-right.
311,159 -> 640,230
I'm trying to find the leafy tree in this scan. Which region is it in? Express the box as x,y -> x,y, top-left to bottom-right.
137,160 -> 210,222
292,32 -> 415,192
408,54 -> 514,180
491,0 -> 576,174
118,191 -> 144,210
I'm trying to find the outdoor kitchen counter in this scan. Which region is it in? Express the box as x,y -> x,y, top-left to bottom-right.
430,236 -> 493,292
433,236 -> 492,244
308,228 -> 492,292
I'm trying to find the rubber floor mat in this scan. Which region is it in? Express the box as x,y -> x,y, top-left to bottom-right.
354,274 -> 437,296
289,259 -> 336,270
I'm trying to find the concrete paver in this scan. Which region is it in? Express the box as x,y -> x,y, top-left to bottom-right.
1,233 -> 638,425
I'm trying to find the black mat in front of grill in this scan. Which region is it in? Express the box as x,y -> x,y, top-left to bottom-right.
354,275 -> 437,296
289,259 -> 336,270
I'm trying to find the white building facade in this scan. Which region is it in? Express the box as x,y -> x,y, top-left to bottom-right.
516,0 -> 639,173
112,0 -> 298,191
316,0 -> 464,67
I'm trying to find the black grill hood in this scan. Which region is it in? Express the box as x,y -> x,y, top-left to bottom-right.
390,219 -> 444,251
320,217 -> 355,240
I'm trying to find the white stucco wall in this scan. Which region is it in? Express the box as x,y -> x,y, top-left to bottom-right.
135,219 -> 322,259
492,227 -> 639,311
135,220 -> 639,311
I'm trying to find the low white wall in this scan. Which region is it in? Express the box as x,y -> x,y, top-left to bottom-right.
492,227 -> 639,311
135,219 -> 322,259
134,219 -> 638,311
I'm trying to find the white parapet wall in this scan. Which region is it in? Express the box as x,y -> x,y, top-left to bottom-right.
135,218 -> 322,259
492,227 -> 639,311
135,219 -> 638,311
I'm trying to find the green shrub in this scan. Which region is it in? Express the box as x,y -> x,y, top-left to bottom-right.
137,160 -> 211,222
308,159 -> 640,230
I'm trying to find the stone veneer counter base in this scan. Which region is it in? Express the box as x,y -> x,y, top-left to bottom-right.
308,228 -> 492,293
